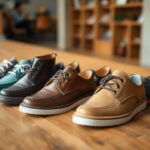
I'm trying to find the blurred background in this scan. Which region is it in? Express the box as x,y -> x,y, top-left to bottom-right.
0,0 -> 57,47
0,0 -> 149,67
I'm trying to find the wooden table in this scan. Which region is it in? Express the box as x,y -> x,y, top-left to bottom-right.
0,40 -> 149,150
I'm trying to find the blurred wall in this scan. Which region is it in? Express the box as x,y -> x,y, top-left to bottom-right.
140,0 -> 150,67
27,0 -> 57,16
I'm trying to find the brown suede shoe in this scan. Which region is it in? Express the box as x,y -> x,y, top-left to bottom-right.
73,70 -> 147,127
19,66 -> 111,115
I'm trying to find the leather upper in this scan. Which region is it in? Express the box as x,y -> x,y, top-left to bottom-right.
0,54 -> 56,97
22,66 -> 96,108
21,66 -> 111,108
74,70 -> 147,119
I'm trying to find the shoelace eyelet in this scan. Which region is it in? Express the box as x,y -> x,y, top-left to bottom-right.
121,78 -> 124,83
113,91 -> 117,95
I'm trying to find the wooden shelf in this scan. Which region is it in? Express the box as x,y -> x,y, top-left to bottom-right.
100,22 -> 111,27
86,23 -> 95,26
85,38 -> 93,41
73,9 -> 80,12
101,5 -> 111,10
115,22 -> 142,27
84,6 -> 95,10
70,0 -> 143,61
132,22 -> 142,27
70,0 -> 97,51
72,8 -> 82,11
132,41 -> 140,46
73,21 -> 81,25
74,35 -> 81,39
115,2 -> 143,9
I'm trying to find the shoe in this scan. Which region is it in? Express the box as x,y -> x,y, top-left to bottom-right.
55,63 -> 65,71
19,66 -> 111,115
141,76 -> 150,102
0,54 -> 56,105
0,57 -> 18,78
0,59 -> 31,90
73,71 -> 147,127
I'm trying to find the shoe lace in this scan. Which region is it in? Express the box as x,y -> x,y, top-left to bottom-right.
46,70 -> 70,95
0,60 -> 13,73
8,64 -> 31,78
27,67 -> 39,78
94,75 -> 124,95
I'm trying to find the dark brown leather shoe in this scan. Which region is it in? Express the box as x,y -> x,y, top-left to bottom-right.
0,54 -> 57,105
19,66 -> 111,115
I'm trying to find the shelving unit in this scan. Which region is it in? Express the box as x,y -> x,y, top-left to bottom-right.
114,2 -> 142,8
70,0 -> 97,51
70,0 -> 143,61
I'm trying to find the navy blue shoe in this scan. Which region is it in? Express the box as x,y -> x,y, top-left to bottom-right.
142,76 -> 150,100
55,63 -> 64,71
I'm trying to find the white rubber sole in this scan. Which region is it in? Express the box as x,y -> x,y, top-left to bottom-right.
19,96 -> 90,115
72,102 -> 147,127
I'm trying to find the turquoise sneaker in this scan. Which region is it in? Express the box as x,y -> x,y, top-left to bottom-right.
0,60 -> 31,90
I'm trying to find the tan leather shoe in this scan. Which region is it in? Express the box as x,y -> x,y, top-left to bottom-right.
73,70 -> 147,127
19,66 -> 111,115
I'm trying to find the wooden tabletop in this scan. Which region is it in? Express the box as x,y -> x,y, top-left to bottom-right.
0,40 -> 149,150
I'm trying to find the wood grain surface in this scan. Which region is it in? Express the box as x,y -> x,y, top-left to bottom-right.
0,40 -> 149,150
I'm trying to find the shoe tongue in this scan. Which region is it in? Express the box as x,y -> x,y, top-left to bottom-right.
31,58 -> 40,67
10,57 -> 18,64
64,66 -> 76,74
112,70 -> 128,78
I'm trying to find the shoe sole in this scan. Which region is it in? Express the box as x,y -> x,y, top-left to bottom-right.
19,96 -> 91,115
72,102 -> 147,127
0,95 -> 23,105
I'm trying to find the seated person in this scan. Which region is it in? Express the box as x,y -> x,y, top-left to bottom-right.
36,3 -> 49,15
35,4 -> 50,31
12,1 -> 33,35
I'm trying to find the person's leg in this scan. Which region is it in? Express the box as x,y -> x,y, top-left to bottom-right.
16,20 -> 33,35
